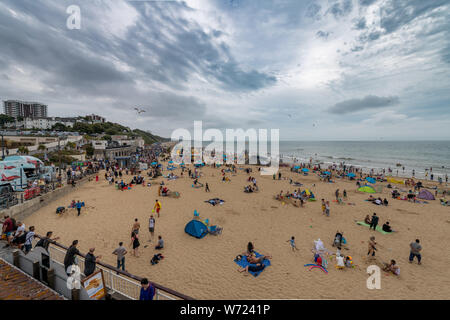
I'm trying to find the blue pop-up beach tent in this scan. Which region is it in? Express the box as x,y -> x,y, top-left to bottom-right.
301,168 -> 309,172
365,177 -> 376,184
324,171 -> 331,175
347,173 -> 356,178
185,220 -> 208,239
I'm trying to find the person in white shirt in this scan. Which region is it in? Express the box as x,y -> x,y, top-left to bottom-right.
24,226 -> 35,254
336,255 -> 345,269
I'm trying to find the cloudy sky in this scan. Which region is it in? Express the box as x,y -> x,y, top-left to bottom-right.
0,0 -> 449,140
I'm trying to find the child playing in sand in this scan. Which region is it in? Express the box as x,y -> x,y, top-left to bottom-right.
383,260 -> 400,276
287,236 -> 299,251
321,199 -> 326,214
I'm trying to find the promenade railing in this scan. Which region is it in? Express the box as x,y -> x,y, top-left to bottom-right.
35,235 -> 194,300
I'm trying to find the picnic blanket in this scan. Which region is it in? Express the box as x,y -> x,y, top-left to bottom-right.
234,251 -> 271,277
356,221 -> 392,235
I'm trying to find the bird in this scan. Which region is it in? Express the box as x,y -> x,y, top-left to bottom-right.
134,107 -> 146,114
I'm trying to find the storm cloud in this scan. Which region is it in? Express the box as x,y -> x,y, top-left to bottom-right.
328,95 -> 400,114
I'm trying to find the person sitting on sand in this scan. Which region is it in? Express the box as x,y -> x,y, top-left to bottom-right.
332,231 -> 344,247
364,215 -> 371,224
247,242 -> 254,255
383,259 -> 400,276
383,198 -> 389,206
382,221 -> 393,233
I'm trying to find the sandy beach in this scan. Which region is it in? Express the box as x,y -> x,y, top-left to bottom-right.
24,163 -> 450,300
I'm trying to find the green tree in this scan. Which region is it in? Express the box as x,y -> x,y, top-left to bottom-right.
38,144 -> 46,151
52,123 -> 67,132
85,144 -> 94,157
0,114 -> 15,127
17,146 -> 29,155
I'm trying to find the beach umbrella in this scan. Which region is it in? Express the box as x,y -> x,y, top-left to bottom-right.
347,173 -> 356,178
151,161 -> 157,165
324,171 -> 331,175
294,166 -> 300,170
301,168 -> 309,172
358,186 -> 376,193
365,177 -> 376,184
168,160 -> 174,164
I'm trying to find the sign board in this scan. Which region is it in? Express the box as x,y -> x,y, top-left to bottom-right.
81,270 -> 106,300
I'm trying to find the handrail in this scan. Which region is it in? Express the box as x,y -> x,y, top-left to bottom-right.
35,234 -> 195,300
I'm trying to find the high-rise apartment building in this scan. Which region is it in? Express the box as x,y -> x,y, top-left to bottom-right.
3,100 -> 48,118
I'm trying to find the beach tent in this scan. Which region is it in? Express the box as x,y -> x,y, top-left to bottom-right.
324,171 -> 331,175
301,168 -> 309,172
418,189 -> 435,200
184,220 -> 208,239
293,166 -> 300,170
168,160 -> 174,164
365,177 -> 376,184
347,173 -> 356,178
358,186 -> 376,193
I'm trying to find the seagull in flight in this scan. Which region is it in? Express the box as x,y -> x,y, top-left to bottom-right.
134,107 -> 146,114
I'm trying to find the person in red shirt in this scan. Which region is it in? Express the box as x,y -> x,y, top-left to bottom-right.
2,216 -> 14,246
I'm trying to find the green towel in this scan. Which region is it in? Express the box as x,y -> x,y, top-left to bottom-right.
356,221 -> 392,235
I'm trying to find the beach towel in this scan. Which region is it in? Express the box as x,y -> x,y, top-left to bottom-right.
234,251 -> 271,277
356,221 -> 392,235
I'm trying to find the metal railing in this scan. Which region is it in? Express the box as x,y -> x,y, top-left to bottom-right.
35,236 -> 193,300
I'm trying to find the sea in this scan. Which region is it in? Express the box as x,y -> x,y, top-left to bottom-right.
278,141 -> 450,179
180,140 -> 450,179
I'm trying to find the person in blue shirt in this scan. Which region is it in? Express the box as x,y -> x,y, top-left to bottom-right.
75,200 -> 83,216
139,278 -> 155,300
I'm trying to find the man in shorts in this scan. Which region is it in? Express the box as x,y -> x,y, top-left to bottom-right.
154,200 -> 161,218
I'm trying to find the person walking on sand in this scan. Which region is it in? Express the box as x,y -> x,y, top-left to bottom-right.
154,200 -> 162,218
343,190 -> 347,200
205,182 -> 210,192
76,200 -> 83,216
325,201 -> 330,217
409,239 -> 422,265
287,236 -> 299,251
367,236 -> 377,258
149,215 -> 155,241
321,199 -> 326,215
132,218 -> 140,235
335,189 -> 340,201
130,231 -> 140,257
113,242 -> 127,273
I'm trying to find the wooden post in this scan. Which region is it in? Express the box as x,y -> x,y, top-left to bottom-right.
12,249 -> 20,268
32,261 -> 40,280
71,288 -> 80,300
47,268 -> 55,289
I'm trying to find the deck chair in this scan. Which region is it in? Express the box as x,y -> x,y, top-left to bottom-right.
208,225 -> 223,235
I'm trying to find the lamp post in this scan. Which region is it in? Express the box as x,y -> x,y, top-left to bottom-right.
1,131 -> 4,160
